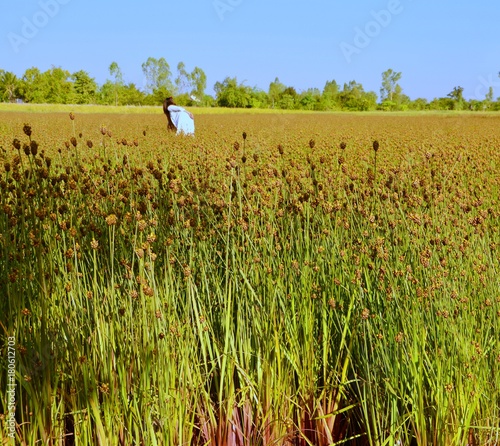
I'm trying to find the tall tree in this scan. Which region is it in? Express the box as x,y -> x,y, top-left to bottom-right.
485,86 -> 494,102
71,70 -> 97,104
0,71 -> 19,102
189,66 -> 207,103
447,86 -> 464,110
141,57 -> 173,100
268,77 -> 285,108
18,67 -> 42,103
323,80 -> 339,98
279,86 -> 298,110
380,69 -> 402,102
41,67 -> 72,103
322,80 -> 339,109
109,62 -> 124,106
175,62 -> 190,94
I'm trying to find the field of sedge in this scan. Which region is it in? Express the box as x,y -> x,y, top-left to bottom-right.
0,110 -> 499,445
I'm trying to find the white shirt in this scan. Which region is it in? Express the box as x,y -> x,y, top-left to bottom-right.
168,105 -> 195,135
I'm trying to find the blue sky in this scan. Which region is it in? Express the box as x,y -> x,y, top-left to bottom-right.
1,0 -> 499,100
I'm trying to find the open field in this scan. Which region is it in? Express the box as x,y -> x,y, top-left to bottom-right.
3,102 -> 500,116
0,103 -> 318,115
0,110 -> 499,445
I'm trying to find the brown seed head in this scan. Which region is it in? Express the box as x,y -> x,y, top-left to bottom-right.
367,168 -> 375,181
13,138 -> 21,150
309,139 -> 315,149
69,112 -> 75,121
105,214 -> 118,226
70,137 -> 77,147
340,142 -> 347,150
242,132 -> 247,140
30,140 -> 38,156
373,140 -> 380,152
86,140 -> 93,149
23,124 -> 32,137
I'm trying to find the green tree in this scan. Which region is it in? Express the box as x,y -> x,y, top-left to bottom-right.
71,70 -> 97,104
380,69 -> 402,106
429,97 -> 454,110
189,67 -> 207,104
299,88 -> 321,110
468,99 -> 483,111
338,81 -> 377,111
96,80 -> 116,105
268,77 -> 285,108
41,67 -> 72,103
121,83 -> 146,105
447,86 -> 464,110
141,57 -> 173,103
483,86 -> 494,110
109,62 -> 124,106
408,98 -> 429,111
278,86 -> 298,110
175,62 -> 189,94
18,67 -> 43,103
485,86 -> 494,102
214,77 -> 254,108
0,71 -> 19,102
322,80 -> 339,110
18,66 -> 71,103
249,88 -> 268,108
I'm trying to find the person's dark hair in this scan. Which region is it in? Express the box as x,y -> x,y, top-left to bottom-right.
163,97 -> 177,131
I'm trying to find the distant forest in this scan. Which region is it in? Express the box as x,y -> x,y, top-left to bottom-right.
1,58 -> 499,111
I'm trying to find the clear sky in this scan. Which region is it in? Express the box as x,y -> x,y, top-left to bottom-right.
1,0 -> 499,100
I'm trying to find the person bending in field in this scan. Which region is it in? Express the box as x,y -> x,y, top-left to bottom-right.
163,96 -> 195,136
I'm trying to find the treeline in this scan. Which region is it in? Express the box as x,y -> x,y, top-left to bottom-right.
1,60 -> 499,111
